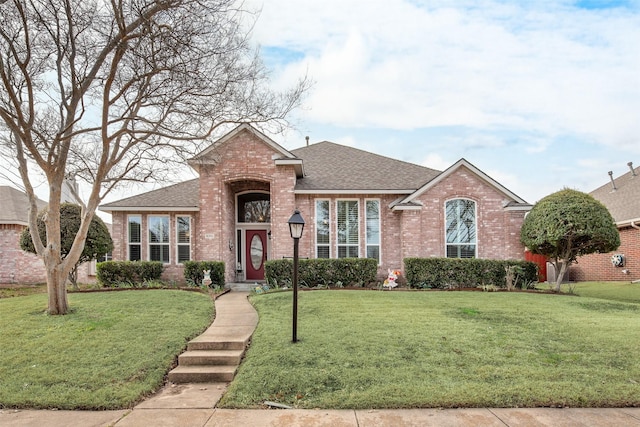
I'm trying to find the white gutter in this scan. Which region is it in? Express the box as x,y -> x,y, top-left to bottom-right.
615,217 -> 640,229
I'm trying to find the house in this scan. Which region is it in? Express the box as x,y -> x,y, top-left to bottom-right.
0,186 -> 48,284
100,124 -> 532,283
572,162 -> 640,282
0,185 -> 108,285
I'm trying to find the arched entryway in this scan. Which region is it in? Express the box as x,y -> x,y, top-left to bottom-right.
234,189 -> 270,281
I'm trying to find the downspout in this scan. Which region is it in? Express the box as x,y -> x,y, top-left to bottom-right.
631,220 -> 640,230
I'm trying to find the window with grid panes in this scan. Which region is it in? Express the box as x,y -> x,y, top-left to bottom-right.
177,216 -> 191,263
445,199 -> 477,258
337,200 -> 359,258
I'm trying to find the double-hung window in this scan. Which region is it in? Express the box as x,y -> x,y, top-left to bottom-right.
128,215 -> 141,261
445,199 -> 477,258
148,216 -> 170,263
365,200 -> 380,263
315,200 -> 330,258
177,216 -> 191,263
337,200 -> 359,258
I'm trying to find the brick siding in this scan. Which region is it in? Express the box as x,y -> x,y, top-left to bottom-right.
571,226 -> 640,281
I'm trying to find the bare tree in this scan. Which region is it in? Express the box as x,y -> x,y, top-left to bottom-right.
0,0 -> 308,314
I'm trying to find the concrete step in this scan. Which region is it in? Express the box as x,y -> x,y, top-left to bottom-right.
168,365 -> 237,383
178,349 -> 244,366
187,339 -> 247,351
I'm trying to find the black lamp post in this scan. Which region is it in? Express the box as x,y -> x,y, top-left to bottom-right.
288,209 -> 305,343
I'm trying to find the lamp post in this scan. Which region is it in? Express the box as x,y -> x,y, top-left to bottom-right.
287,209 -> 305,343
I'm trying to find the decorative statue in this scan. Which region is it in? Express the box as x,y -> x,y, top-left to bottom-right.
202,269 -> 212,287
383,269 -> 400,289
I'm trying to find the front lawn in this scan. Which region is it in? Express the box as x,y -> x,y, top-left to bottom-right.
0,290 -> 214,409
571,281 -> 640,304
220,290 -> 640,409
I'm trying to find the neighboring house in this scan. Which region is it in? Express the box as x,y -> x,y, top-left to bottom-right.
0,186 -> 48,284
0,185 -> 107,285
100,124 -> 532,284
572,162 -> 640,282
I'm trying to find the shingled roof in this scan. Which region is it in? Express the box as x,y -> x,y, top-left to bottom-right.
291,142 -> 440,193
100,179 -> 199,211
0,186 -> 48,226
590,163 -> 640,226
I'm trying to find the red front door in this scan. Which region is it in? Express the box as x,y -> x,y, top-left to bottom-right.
245,229 -> 267,280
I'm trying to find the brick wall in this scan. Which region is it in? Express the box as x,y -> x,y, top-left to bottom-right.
408,165 -> 527,261
110,211 -> 198,283
571,226 -> 640,281
0,224 -> 47,284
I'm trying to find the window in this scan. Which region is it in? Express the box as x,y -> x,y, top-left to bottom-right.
446,199 -> 476,258
315,200 -> 330,258
148,216 -> 170,263
237,193 -> 270,223
337,200 -> 359,258
366,200 -> 380,263
177,216 -> 191,263
128,215 -> 141,261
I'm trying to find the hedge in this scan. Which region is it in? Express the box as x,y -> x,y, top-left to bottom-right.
183,261 -> 225,288
404,257 -> 538,290
96,261 -> 164,287
265,258 -> 378,288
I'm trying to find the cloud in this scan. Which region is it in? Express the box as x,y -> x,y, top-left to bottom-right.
252,0 -> 640,151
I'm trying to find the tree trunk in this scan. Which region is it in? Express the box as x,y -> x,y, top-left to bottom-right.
554,260 -> 568,292
46,265 -> 69,315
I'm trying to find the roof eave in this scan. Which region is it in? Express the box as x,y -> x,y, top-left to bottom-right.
294,189 -> 416,195
275,158 -> 304,178
99,206 -> 199,213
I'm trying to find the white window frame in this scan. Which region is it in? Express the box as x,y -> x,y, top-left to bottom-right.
148,215 -> 170,264
365,199 -> 381,264
445,198 -> 477,259
315,199 -> 331,258
336,199 -> 360,258
176,215 -> 191,264
127,215 -> 142,261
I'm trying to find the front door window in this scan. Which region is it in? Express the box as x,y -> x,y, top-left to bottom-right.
250,233 -> 264,270
245,229 -> 267,280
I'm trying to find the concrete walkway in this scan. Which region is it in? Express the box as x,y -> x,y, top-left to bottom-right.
2,290 -> 640,426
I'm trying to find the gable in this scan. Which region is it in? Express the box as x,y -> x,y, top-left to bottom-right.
393,159 -> 530,211
188,124 -> 303,178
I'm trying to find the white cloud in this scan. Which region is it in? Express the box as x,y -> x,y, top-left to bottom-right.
421,153 -> 451,171
253,0 -> 640,151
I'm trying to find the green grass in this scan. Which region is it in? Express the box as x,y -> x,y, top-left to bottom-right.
220,289 -> 640,409
0,290 -> 214,410
0,284 -> 47,298
570,281 -> 640,303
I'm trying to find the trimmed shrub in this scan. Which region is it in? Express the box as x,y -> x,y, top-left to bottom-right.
183,261 -> 225,288
404,257 -> 537,290
96,261 -> 163,287
265,258 -> 378,288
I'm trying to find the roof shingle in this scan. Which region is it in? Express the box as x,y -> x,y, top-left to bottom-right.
590,164 -> 640,225
100,179 -> 199,211
291,142 -> 440,192
0,186 -> 48,225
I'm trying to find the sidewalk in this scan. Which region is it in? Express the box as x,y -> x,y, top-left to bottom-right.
2,291 -> 639,426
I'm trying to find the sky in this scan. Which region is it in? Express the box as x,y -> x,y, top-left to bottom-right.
245,0 -> 640,204
2,0 -> 639,216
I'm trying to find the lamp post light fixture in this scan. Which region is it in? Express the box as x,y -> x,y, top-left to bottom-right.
287,209 -> 305,343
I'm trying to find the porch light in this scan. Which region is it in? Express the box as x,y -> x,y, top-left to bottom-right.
288,209 -> 305,239
287,209 -> 305,343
